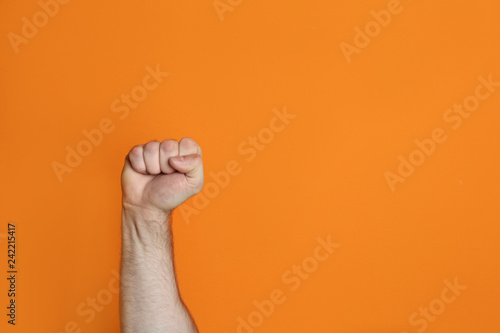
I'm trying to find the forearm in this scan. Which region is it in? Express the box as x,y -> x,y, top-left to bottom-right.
120,206 -> 197,333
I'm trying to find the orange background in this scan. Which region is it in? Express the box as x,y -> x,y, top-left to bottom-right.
1,0 -> 499,332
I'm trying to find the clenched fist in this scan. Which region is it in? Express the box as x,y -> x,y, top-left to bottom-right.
121,138 -> 204,216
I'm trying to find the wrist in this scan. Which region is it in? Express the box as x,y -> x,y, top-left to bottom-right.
122,202 -> 171,222
121,203 -> 172,245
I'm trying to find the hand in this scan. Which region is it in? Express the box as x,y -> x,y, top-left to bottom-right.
121,138 -> 204,218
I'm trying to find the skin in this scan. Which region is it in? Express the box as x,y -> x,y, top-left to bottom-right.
120,138 -> 203,333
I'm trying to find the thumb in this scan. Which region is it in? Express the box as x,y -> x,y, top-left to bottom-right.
169,153 -> 204,188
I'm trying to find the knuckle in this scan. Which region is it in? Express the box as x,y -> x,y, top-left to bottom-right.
180,137 -> 197,148
160,139 -> 177,152
130,145 -> 143,156
144,140 -> 160,153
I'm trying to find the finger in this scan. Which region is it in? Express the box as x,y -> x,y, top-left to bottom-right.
159,140 -> 178,174
178,137 -> 202,157
169,154 -> 204,191
143,141 -> 161,175
128,145 -> 147,174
